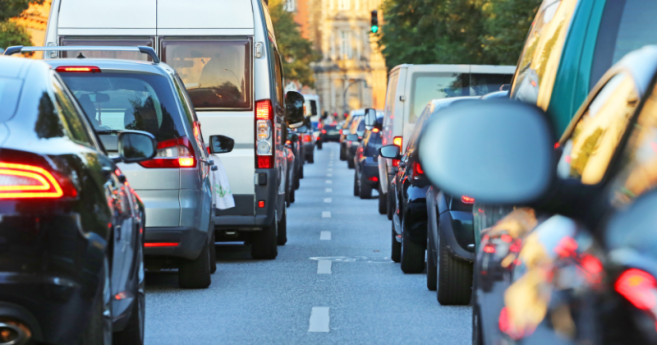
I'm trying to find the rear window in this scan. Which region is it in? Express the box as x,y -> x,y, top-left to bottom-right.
309,100 -> 318,116
161,39 -> 252,110
59,72 -> 187,143
0,78 -> 23,122
60,37 -> 154,61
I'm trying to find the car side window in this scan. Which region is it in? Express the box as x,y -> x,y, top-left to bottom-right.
557,72 -> 639,185
609,84 -> 657,207
384,72 -> 399,128
272,49 -> 285,108
51,75 -> 96,148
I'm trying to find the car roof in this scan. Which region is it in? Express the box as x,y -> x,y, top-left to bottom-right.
0,56 -> 40,79
47,58 -> 176,76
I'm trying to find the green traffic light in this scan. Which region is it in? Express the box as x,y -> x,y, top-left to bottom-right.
371,25 -> 379,33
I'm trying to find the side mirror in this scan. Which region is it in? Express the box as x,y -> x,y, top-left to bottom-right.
346,134 -> 359,142
364,108 -> 377,130
117,131 -> 157,163
418,100 -> 555,205
285,91 -> 305,128
379,145 -> 401,160
209,135 -> 235,154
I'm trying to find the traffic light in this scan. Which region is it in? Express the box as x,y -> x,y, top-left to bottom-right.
370,10 -> 379,33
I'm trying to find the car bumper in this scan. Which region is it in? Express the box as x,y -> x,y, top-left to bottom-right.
403,185 -> 429,243
144,226 -> 207,260
361,162 -> 379,185
303,143 -> 314,155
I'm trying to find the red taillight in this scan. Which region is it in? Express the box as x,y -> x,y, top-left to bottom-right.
286,140 -> 291,145
139,137 -> 196,168
0,162 -> 68,199
258,200 -> 265,208
368,176 -> 379,182
144,242 -> 179,248
372,128 -> 380,133
392,160 -> 400,167
257,156 -> 273,169
461,196 -> 475,204
500,234 -> 512,243
483,244 -> 495,253
393,136 -> 402,148
304,135 -> 312,143
340,129 -> 343,135
256,100 -> 274,168
413,162 -> 424,175
256,100 -> 273,120
318,123 -> 322,129
616,269 -> 657,311
321,129 -> 327,134
55,66 -> 101,73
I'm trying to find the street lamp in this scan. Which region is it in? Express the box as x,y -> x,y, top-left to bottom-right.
343,78 -> 367,118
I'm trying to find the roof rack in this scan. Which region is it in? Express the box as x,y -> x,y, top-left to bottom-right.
3,46 -> 160,64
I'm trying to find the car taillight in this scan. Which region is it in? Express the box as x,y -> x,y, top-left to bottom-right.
55,66 -> 101,73
413,162 -> 424,175
321,129 -> 327,134
139,137 -> 196,168
461,196 -> 475,204
393,136 -> 402,148
304,135 -> 312,143
0,162 -> 76,199
285,140 -> 291,145
255,100 -> 274,169
393,160 -> 399,167
616,269 -> 657,311
368,176 -> 379,182
340,129 -> 343,135
483,244 -> 496,253
372,128 -> 380,133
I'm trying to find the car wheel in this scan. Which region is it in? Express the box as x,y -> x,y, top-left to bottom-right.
340,145 -> 346,160
113,242 -> 145,345
378,185 -> 387,215
347,156 -> 355,169
277,208 -> 287,246
391,224 -> 401,263
209,228 -> 217,274
178,240 -> 212,289
353,171 -> 359,196
290,184 -> 295,204
317,141 -> 323,150
294,172 -> 301,190
386,182 -> 394,221
400,222 -> 425,273
437,233 -> 473,305
299,164 -> 304,180
359,174 -> 373,199
80,257 -> 112,345
426,231 -> 437,291
308,152 -> 314,163
251,214 -> 278,260
472,291 -> 483,345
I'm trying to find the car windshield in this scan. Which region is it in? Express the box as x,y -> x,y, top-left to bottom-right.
0,77 -> 23,122
59,72 -> 187,143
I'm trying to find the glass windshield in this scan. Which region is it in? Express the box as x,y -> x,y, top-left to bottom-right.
162,39 -> 252,110
60,38 -> 154,61
59,72 -> 186,143
0,78 -> 23,122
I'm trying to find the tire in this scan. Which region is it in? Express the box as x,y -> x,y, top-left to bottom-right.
472,292 -> 483,345
378,185 -> 387,215
294,173 -> 300,190
387,183 -> 394,221
426,231 -> 437,291
359,174 -> 372,199
437,235 -> 473,305
391,225 -> 401,263
299,164 -> 304,179
400,220 -> 425,273
277,208 -> 287,246
80,257 -> 112,345
308,152 -> 314,163
209,229 -> 217,274
179,240 -> 211,289
317,141 -> 323,150
353,171 -> 359,196
347,156 -> 355,169
251,215 -> 278,260
290,185 -> 295,203
340,145 -> 346,160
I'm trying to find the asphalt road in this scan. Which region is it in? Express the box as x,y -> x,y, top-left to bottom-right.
144,142 -> 472,344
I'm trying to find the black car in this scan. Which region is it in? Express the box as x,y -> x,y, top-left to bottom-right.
320,124 -> 340,142
340,114 -> 361,161
353,120 -> 383,199
346,117 -> 366,169
0,56 -> 155,344
418,47 -> 657,345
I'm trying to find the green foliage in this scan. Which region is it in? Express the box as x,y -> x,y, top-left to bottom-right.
0,0 -> 44,22
379,0 -> 541,69
0,21 -> 32,50
269,0 -> 321,87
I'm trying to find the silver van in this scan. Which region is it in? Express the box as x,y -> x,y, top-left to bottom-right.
44,0 -> 304,260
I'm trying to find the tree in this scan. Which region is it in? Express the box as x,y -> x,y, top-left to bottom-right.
481,0 -> 542,65
0,0 -> 44,49
269,0 -> 320,87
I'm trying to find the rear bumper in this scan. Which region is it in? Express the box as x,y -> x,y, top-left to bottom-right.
402,185 -> 430,243
144,226 -> 207,260
361,162 -> 379,186
303,143 -> 314,156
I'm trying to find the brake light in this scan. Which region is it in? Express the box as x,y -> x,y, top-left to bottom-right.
0,162 -> 70,199
286,140 -> 291,145
413,162 -> 424,175
55,66 -> 101,73
393,160 -> 399,167
144,242 -> 179,248
500,234 -> 512,243
616,269 -> 657,311
393,136 -> 402,148
483,244 -> 495,253
258,200 -> 265,208
372,128 -> 380,133
139,137 -> 196,168
368,176 -> 379,182
321,129 -> 327,134
255,100 -> 274,169
304,135 -> 312,143
318,123 -> 322,129
340,129 -> 343,135
461,196 -> 475,204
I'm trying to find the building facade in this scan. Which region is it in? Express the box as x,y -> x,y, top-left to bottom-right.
11,0 -> 52,58
289,0 -> 387,118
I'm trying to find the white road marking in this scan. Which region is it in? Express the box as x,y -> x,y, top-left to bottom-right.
328,168 -> 333,172
324,198 -> 332,203
322,212 -> 331,219
327,173 -> 333,177
308,307 -> 330,332
317,260 -> 332,274
325,180 -> 332,184
325,188 -> 332,192
320,231 -> 331,240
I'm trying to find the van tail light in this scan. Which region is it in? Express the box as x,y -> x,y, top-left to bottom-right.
393,136 -> 403,148
616,269 -> 657,311
461,196 -> 475,204
55,66 -> 101,73
0,162 -> 77,199
139,137 -> 196,168
255,100 -> 274,169
413,162 -> 424,176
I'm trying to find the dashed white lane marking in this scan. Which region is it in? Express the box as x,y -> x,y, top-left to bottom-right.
327,173 -> 333,177
317,260 -> 332,274
325,180 -> 332,184
309,307 -> 330,332
328,168 -> 333,172
324,198 -> 332,203
320,231 -> 331,240
322,212 -> 331,219
325,188 -> 332,192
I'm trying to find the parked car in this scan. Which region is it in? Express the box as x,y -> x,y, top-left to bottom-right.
298,119 -> 315,164
0,55 -> 153,345
346,116 -> 365,169
45,0 -> 306,259
380,97 -> 476,273
352,113 -> 383,199
320,123 -> 341,143
418,46 -> 657,345
340,110 -> 363,161
378,64 -> 516,223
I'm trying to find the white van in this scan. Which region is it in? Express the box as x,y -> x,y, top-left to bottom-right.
45,0 -> 301,260
378,64 -> 516,217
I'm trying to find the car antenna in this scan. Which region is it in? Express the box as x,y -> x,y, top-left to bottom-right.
77,52 -> 86,59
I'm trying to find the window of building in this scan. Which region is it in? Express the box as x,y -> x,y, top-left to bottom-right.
284,0 -> 296,12
338,0 -> 350,11
340,31 -> 352,59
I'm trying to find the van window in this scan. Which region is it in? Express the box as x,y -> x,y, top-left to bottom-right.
470,73 -> 514,96
410,72 -> 469,123
161,39 -> 252,110
591,0 -> 657,88
310,100 -> 318,115
272,48 -> 285,107
60,73 -> 187,144
384,71 -> 399,128
60,37 -> 154,60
